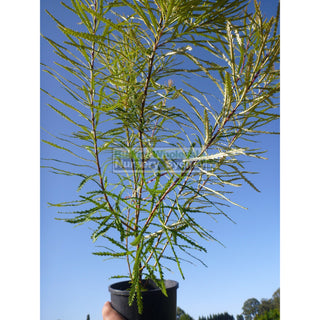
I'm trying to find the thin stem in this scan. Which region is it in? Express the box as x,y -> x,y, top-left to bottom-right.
135,17 -> 164,229
89,0 -> 114,214
125,206 -> 132,278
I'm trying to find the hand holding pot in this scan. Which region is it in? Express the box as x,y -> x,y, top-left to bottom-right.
102,301 -> 125,320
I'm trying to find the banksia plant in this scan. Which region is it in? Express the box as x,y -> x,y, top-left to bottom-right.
42,0 -> 279,313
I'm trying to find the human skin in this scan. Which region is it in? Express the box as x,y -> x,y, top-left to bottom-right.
102,301 -> 125,320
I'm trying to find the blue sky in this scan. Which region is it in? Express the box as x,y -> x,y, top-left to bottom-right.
40,1 -> 280,319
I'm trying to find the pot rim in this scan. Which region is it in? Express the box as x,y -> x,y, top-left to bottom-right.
109,279 -> 179,296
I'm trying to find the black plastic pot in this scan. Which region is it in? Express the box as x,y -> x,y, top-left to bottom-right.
109,279 -> 179,320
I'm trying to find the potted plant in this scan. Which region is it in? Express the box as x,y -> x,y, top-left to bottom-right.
41,0 -> 279,319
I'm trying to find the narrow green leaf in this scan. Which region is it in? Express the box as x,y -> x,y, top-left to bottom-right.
77,174 -> 98,191
202,185 -> 247,209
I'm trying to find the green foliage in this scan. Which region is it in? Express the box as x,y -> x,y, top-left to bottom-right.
255,288 -> 280,319
242,298 -> 260,320
42,0 -> 279,314
271,288 -> 280,310
258,299 -> 274,316
199,313 -> 234,320
177,307 -> 194,320
241,289 -> 280,320
254,309 -> 279,320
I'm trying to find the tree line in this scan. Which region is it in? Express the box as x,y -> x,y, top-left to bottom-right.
177,288 -> 280,320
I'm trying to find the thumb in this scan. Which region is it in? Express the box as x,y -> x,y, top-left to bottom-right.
102,301 -> 125,320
